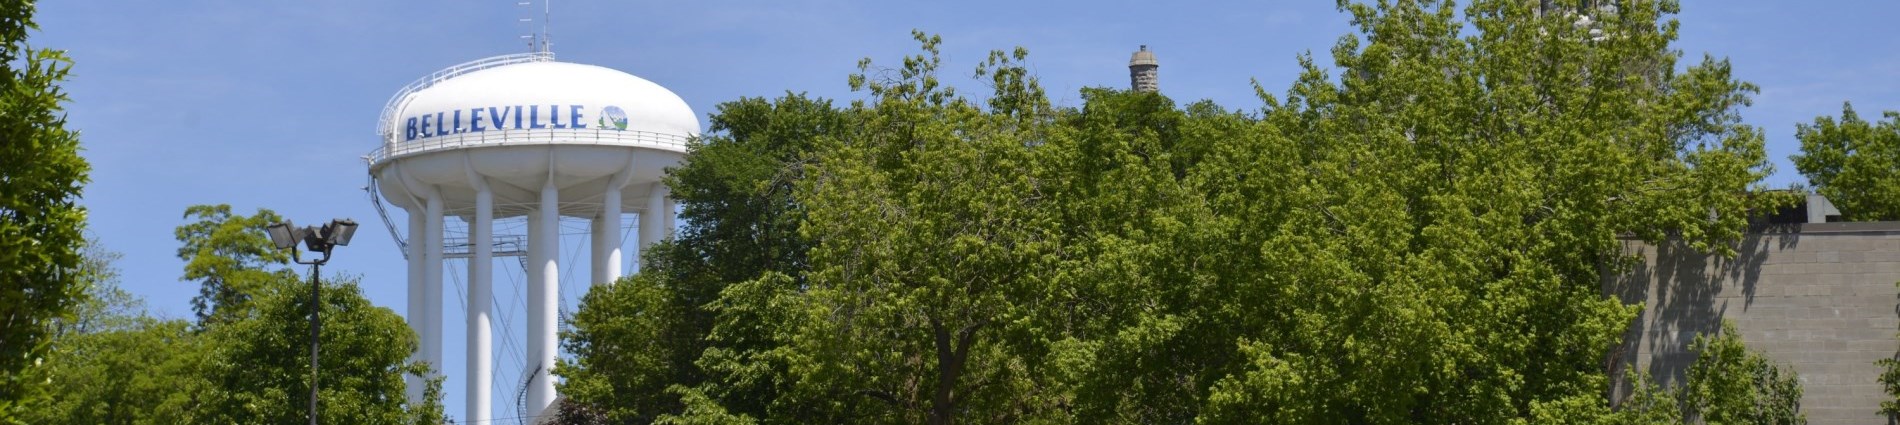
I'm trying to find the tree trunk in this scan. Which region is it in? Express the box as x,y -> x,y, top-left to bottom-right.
927,317 -> 981,425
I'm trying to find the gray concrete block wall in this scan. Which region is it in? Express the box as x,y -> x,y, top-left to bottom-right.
1610,225 -> 1900,424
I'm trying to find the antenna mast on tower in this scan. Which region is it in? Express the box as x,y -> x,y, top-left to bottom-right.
541,0 -> 552,53
518,0 -> 552,53
517,1 -> 535,52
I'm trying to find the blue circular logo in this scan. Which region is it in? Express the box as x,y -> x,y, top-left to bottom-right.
598,106 -> 629,130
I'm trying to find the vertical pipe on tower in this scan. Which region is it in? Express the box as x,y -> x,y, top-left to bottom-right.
404,208 -> 426,405
466,172 -> 494,425
424,192 -> 445,383
527,179 -> 560,418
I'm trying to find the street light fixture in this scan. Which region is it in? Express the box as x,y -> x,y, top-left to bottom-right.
270,218 -> 356,425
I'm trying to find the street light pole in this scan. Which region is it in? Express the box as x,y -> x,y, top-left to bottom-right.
268,219 -> 356,425
307,260 -> 320,425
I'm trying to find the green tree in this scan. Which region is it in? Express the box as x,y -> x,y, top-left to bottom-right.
56,242 -> 139,335
20,316 -> 209,425
669,94 -> 850,423
558,92 -> 847,423
564,0 -> 1788,421
1527,324 -> 1806,425
1194,0 -> 1777,421
195,273 -> 442,424
1791,102 -> 1900,221
1038,87 -> 1254,423
1680,322 -> 1805,424
28,277 -> 444,425
1526,371 -> 1683,424
0,0 -> 87,418
23,210 -> 444,424
171,204 -> 440,423
757,34 -> 1067,423
19,242 -> 212,424
173,204 -> 293,325
560,268 -> 697,423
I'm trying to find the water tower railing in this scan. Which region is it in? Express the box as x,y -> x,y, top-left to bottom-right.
374,52 -> 557,143
364,128 -> 691,165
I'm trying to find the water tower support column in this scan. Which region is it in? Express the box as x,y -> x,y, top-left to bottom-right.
594,167 -> 635,286
526,178 -> 560,418
665,194 -> 678,233
405,208 -> 425,405
524,210 -> 545,413
465,167 -> 494,425
424,191 -> 445,384
593,190 -> 621,285
638,182 -> 672,267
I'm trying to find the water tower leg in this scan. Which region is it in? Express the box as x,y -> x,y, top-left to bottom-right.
467,183 -> 493,425
662,192 -> 678,235
589,207 -> 603,284
638,183 -> 669,266
527,180 -> 560,419
424,192 -> 446,386
525,210 -> 545,414
594,185 -> 622,286
405,210 -> 426,405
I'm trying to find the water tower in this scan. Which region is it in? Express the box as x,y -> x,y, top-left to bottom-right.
365,52 -> 695,423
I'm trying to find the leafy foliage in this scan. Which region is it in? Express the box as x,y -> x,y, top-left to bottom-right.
171,205 -> 443,423
25,274 -> 445,425
195,273 -> 442,424
1523,370 -> 1685,425
564,1 -> 1797,423
1679,322 -> 1805,425
1179,0 -> 1778,420
0,0 -> 88,418
20,207 -> 442,424
771,35 -> 1066,423
16,242 -> 205,425
174,204 -> 293,325
558,93 -> 848,423
22,316 -> 207,425
560,266 -> 697,423
1791,102 -> 1900,221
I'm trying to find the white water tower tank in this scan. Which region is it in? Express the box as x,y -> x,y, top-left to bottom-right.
365,52 -> 695,423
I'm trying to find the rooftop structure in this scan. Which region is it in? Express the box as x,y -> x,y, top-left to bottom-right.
1129,45 -> 1159,93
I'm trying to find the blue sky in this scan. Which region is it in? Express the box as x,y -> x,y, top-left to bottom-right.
31,1 -> 1900,422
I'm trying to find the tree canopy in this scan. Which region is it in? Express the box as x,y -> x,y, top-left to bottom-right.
193,272 -> 442,424
560,92 -> 847,423
19,206 -> 443,424
174,204 -> 294,325
560,1 -> 1797,422
1791,102 -> 1900,221
0,0 -> 88,419
0,0 -> 1857,422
